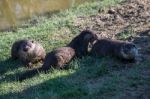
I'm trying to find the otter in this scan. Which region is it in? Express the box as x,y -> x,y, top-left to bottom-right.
90,39 -> 139,61
19,30 -> 97,81
11,39 -> 46,67
67,30 -> 97,57
41,47 -> 75,70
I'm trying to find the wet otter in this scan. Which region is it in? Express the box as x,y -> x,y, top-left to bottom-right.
90,39 -> 139,61
19,30 -> 97,81
11,39 -> 46,67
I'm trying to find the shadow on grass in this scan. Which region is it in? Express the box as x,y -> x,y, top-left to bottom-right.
0,55 -> 137,99
0,58 -> 26,83
0,74 -> 88,99
0,57 -> 95,99
0,58 -> 23,75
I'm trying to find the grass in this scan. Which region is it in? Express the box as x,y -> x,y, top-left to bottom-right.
115,25 -> 137,40
0,0 -> 150,99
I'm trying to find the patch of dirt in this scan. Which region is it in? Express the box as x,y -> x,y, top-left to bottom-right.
74,0 -> 150,98
75,0 -> 150,38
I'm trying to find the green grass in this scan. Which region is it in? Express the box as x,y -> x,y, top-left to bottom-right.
0,0 -> 150,99
115,25 -> 136,40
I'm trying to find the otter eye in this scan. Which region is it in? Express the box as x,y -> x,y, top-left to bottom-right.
31,40 -> 34,43
132,44 -> 136,48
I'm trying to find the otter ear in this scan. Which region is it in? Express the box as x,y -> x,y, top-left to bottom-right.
84,34 -> 92,40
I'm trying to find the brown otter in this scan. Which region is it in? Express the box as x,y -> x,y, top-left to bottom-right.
19,30 -> 97,81
11,39 -> 46,67
41,47 -> 75,70
67,30 -> 97,57
90,39 -> 139,61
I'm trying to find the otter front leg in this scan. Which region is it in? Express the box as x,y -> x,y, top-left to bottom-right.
27,62 -> 33,68
23,60 -> 33,68
40,56 -> 45,63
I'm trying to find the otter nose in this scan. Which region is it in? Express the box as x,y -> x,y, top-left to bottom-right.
23,46 -> 29,52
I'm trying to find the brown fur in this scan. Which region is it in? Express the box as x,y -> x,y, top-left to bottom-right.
68,30 -> 97,57
19,30 -> 97,81
11,39 -> 46,67
90,39 -> 139,60
42,47 -> 75,69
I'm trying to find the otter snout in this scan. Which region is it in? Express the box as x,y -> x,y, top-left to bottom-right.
23,46 -> 30,52
122,43 -> 139,60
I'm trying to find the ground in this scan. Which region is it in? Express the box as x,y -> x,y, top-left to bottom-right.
0,0 -> 150,99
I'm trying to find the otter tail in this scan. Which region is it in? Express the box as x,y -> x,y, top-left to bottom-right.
18,67 -> 46,81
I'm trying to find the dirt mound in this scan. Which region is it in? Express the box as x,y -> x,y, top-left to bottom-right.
75,0 -> 150,38
116,0 -> 150,23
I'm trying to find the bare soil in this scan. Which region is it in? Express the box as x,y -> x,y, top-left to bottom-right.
75,0 -> 150,38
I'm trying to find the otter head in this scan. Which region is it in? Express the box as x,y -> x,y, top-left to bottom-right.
80,30 -> 98,53
20,40 -> 35,52
121,43 -> 139,60
82,30 -> 98,43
